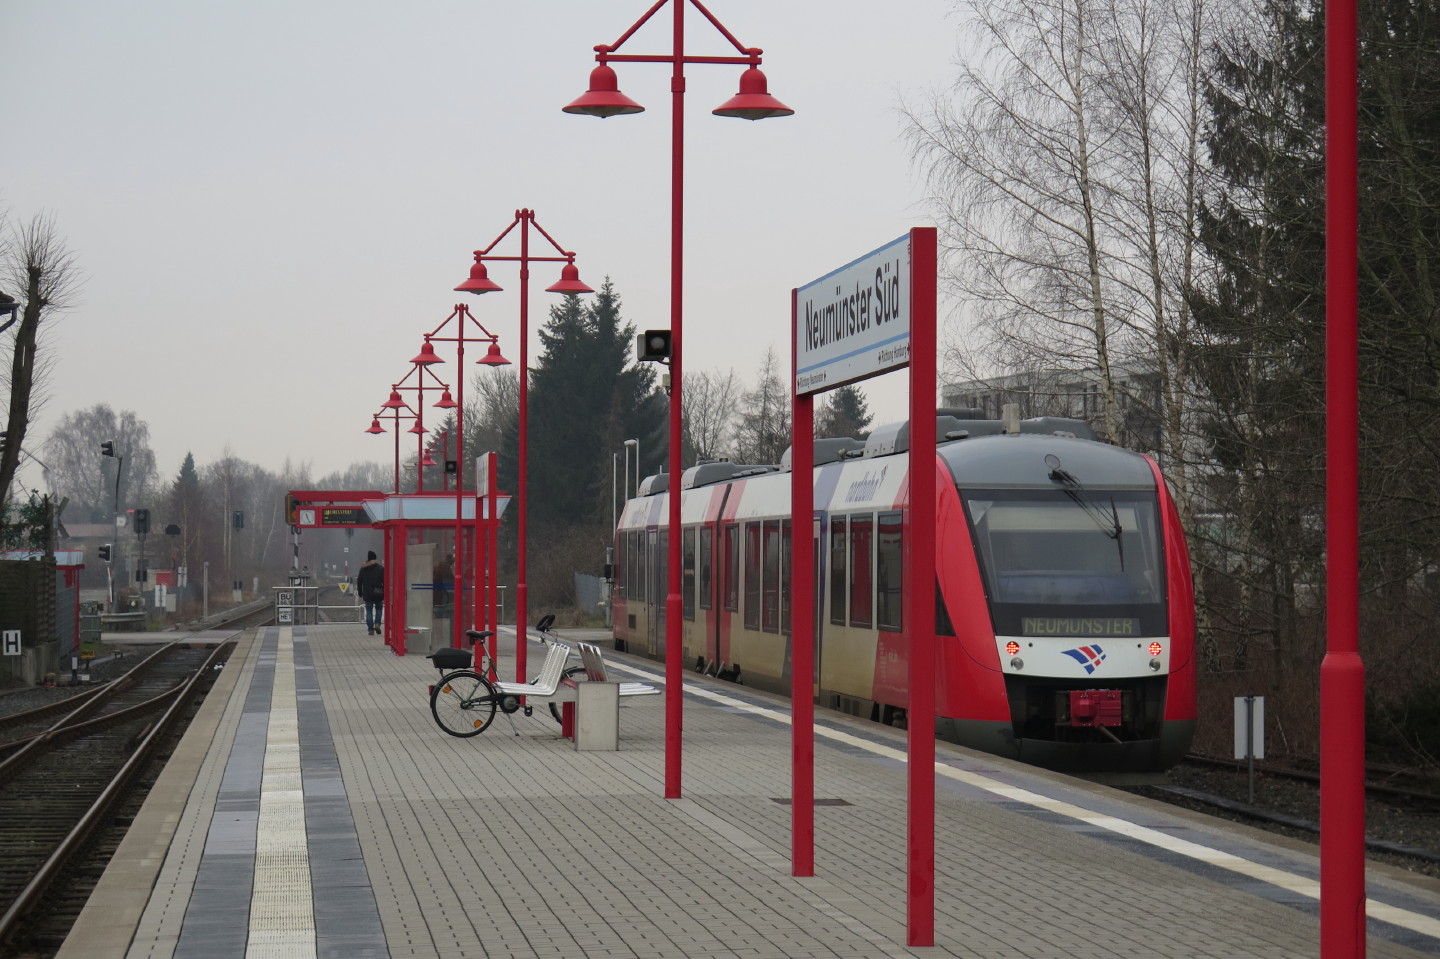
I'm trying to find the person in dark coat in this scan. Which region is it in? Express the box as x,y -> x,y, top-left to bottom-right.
356,550 -> 384,635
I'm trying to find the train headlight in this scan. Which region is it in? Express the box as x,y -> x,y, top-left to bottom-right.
1005,641 -> 1020,656
1149,659 -> 1162,671
1010,657 -> 1024,671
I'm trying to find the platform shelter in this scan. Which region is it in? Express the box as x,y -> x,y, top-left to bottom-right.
287,487 -> 509,658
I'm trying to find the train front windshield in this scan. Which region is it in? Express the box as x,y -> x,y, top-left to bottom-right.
962,488 -> 1167,637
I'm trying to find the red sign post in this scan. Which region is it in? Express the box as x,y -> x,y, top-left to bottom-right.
791,227 -> 938,945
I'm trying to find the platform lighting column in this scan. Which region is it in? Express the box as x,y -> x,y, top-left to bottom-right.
455,211 -> 592,682
415,307 -> 511,649
564,0 -> 793,800
1321,0 -> 1364,952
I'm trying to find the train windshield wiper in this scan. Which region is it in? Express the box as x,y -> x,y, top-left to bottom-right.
1046,461 -> 1125,570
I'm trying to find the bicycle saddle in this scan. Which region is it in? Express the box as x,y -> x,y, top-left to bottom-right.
464,629 -> 496,646
534,614 -> 556,632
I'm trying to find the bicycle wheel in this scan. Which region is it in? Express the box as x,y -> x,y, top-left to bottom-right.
430,671 -> 498,737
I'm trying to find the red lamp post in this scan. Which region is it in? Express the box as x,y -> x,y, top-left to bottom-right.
563,0 -> 792,800
454,212 -> 592,681
372,389 -> 416,493
390,360 -> 453,494
415,307 -> 511,650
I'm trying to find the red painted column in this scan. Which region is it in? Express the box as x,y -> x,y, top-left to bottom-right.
790,287 -> 815,876
664,0 -> 687,801
906,227 -> 938,947
1321,0 -> 1365,953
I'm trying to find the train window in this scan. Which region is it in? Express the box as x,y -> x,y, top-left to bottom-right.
699,527 -> 714,611
682,527 -> 697,621
762,520 -> 780,632
849,514 -> 873,628
877,511 -> 903,631
631,531 -> 643,604
744,522 -> 761,630
780,520 -> 792,634
965,491 -> 1163,607
829,516 -> 847,626
723,523 -> 739,611
615,532 -> 626,597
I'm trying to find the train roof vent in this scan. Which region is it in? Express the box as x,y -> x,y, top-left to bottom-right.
1018,416 -> 1097,439
863,412 -> 1098,456
638,472 -> 668,496
779,437 -> 866,471
682,461 -> 752,490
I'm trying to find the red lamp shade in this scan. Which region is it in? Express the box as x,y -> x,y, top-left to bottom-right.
412,339 -> 444,366
381,389 -> 405,409
408,422 -> 427,435
365,417 -> 385,434
435,389 -> 459,409
478,341 -> 512,366
546,261 -> 594,294
713,66 -> 794,120
562,63 -> 645,118
455,256 -> 503,294
419,451 -> 437,468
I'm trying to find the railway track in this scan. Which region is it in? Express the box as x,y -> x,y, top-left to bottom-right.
1127,753 -> 1440,875
0,640 -> 234,954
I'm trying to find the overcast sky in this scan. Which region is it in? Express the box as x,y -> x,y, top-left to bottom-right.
4,0 -> 963,486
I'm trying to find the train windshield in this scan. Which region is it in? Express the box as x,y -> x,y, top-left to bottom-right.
962,488 -> 1166,636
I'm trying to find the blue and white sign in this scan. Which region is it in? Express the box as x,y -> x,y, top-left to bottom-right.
2,630 -> 20,656
795,234 -> 910,395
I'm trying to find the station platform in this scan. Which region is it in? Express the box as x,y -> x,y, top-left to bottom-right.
59,623 -> 1440,959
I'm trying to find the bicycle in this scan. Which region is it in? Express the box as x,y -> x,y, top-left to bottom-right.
426,617 -> 582,737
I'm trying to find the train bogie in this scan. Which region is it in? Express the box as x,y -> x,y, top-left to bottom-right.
612,413 -> 1197,774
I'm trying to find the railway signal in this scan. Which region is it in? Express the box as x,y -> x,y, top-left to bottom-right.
97,544 -> 112,562
100,440 -> 114,457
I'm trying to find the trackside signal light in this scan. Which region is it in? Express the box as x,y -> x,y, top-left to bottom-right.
100,441 -> 115,457
98,544 -> 112,562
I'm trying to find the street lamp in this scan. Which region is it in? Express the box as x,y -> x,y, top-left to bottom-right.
389,358 -> 453,494
454,210 -> 592,679
564,0 -> 791,800
417,305 -> 510,650
623,437 -> 639,500
369,390 -> 419,493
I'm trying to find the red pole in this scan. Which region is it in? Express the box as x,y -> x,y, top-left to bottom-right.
907,227 -> 938,947
790,287 -> 815,876
454,319 -> 466,649
1321,0 -> 1365,952
664,0 -> 687,801
517,211 -> 531,684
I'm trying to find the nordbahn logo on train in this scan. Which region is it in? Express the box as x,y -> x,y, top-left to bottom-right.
1062,645 -> 1107,674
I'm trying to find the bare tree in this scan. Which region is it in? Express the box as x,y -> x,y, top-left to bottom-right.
466,366 -> 518,467
732,349 -> 792,465
683,368 -> 741,461
42,404 -> 159,522
905,0 -> 1220,507
0,212 -> 79,510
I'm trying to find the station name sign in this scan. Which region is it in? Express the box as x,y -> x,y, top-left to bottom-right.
794,234 -> 911,395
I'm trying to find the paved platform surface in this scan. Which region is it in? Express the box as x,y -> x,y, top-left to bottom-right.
59,623 -> 1440,959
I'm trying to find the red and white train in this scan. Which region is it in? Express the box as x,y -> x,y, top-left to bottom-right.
611,411 -> 1196,773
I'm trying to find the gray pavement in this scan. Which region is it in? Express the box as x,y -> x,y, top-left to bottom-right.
60,622 -> 1440,959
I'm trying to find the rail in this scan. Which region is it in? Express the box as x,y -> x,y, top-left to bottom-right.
0,641 -> 233,949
